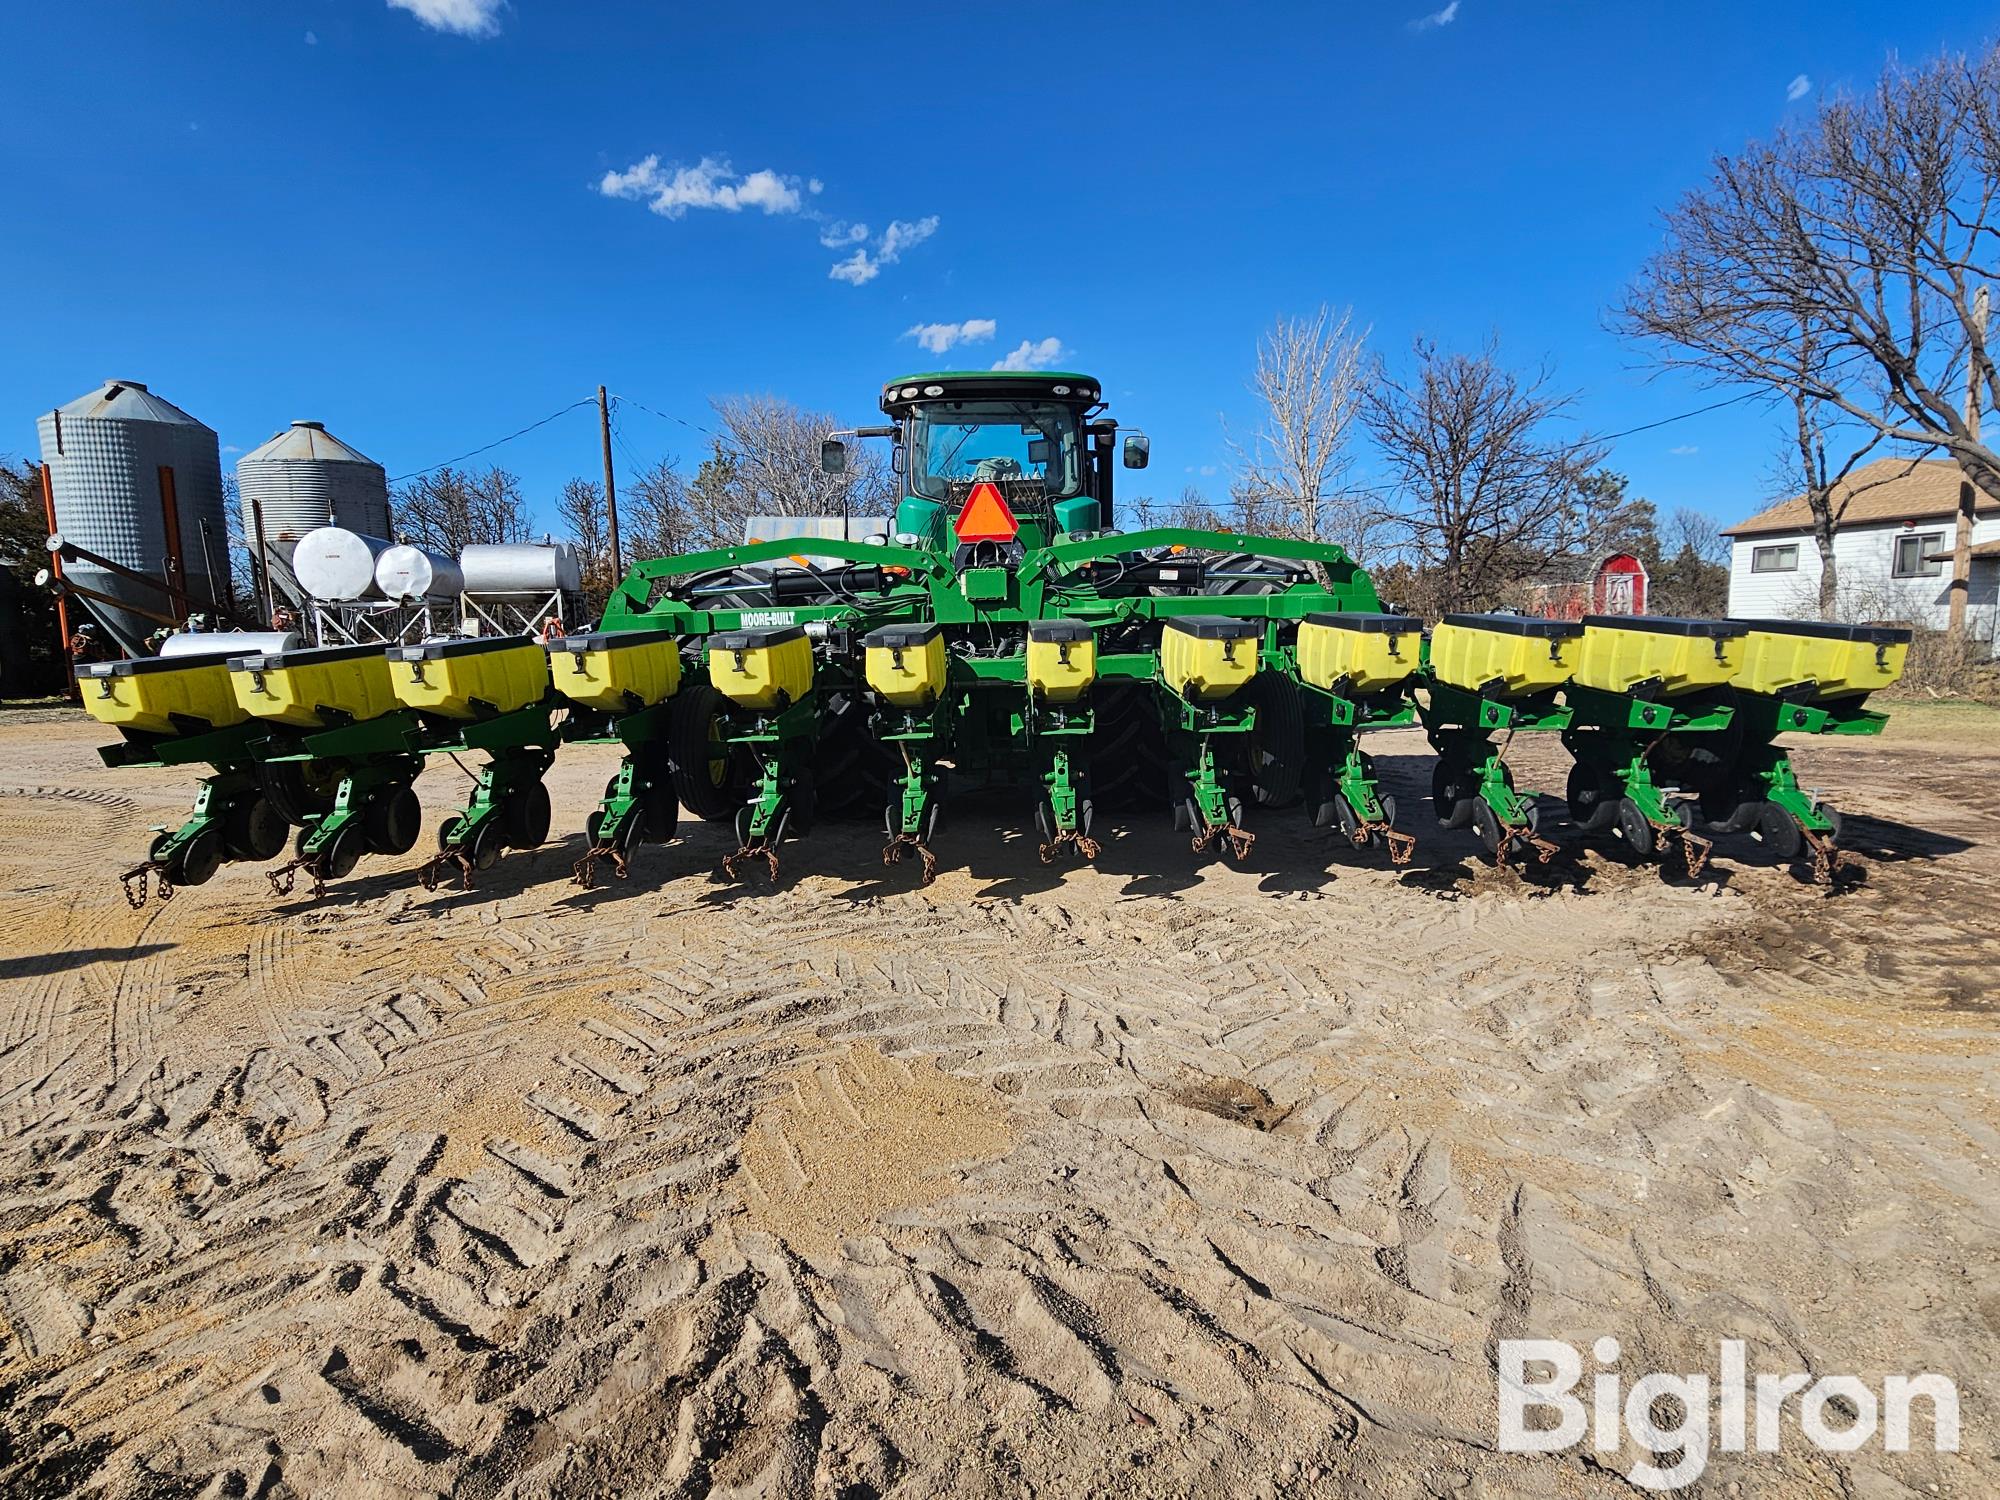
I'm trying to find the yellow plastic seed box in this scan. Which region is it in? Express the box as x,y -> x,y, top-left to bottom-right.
229,643 -> 401,727
387,636 -> 550,720
707,625 -> 813,710
1026,619 -> 1096,703
1162,616 -> 1260,702
1429,614 -> 1581,697
549,629 -> 683,711
863,621 -> 946,708
1572,615 -> 1744,698
1730,619 -> 1911,701
79,654 -> 249,736
1296,612 -> 1419,694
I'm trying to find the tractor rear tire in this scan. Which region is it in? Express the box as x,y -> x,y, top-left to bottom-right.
670,684 -> 749,822
258,760 -> 341,825
1242,673 -> 1304,808
1089,683 -> 1173,812
1203,552 -> 1310,596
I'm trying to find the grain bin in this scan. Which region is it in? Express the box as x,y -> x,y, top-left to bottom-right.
461,543 -> 583,596
293,526 -> 393,601
375,544 -> 464,601
35,379 -> 230,648
235,420 -> 390,565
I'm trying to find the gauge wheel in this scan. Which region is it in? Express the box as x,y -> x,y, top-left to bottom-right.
165,826 -> 223,888
1470,798 -> 1504,856
1431,760 -> 1476,831
363,785 -> 422,855
222,795 -> 288,862
504,781 -> 552,849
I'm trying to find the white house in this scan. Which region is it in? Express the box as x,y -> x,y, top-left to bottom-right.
1723,458 -> 2000,650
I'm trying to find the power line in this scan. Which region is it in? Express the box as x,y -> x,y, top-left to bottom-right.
389,396 -> 599,484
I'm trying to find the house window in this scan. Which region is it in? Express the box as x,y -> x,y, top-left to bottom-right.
1892,532 -> 1945,578
1751,543 -> 1799,573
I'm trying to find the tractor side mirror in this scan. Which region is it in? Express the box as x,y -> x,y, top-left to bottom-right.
1122,433 -> 1151,470
819,438 -> 848,475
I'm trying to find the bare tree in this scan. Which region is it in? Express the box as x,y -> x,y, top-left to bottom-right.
1131,484 -> 1226,531
1228,307 -> 1372,553
393,466 -> 530,554
556,477 -> 615,607
1617,45 -> 2000,526
1665,506 -> 1728,566
1363,338 -> 1604,616
621,456 -> 700,560
707,395 -> 896,537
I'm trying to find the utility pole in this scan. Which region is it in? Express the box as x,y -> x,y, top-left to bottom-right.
1949,285 -> 1989,638
597,386 -> 623,582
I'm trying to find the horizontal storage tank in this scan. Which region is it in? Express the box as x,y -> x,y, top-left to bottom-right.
375,544 -> 463,601
158,629 -> 300,659
36,379 -> 230,650
461,543 -> 582,595
236,421 -> 391,567
293,526 -> 393,601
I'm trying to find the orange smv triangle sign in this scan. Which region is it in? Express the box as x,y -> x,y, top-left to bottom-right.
955,481 -> 1018,543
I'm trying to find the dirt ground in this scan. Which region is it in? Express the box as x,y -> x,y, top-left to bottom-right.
0,702 -> 1994,1498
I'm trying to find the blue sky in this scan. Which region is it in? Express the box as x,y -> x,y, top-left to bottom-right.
4,0 -> 1993,539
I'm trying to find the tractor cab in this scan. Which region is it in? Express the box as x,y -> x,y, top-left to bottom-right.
821,372 -> 1149,559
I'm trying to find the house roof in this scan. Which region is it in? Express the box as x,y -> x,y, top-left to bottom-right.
1722,458 -> 1999,538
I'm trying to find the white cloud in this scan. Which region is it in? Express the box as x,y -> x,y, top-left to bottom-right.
818,221 -> 869,248
992,337 -> 1066,371
599,156 -> 805,219
1410,1 -> 1459,30
1670,443 -> 1699,456
1786,73 -> 1812,101
304,30 -> 319,44
827,216 -> 939,285
1199,464 -> 1219,477
388,0 -> 505,37
222,444 -> 244,455
904,319 -> 997,355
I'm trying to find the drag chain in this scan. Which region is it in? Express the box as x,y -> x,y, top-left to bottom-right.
266,855 -> 329,901
1492,828 -> 1559,872
417,849 -> 476,892
1191,822 -> 1255,862
571,843 -> 630,889
1037,830 -> 1102,866
1655,820 -> 1714,880
1803,827 -> 1859,887
724,840 -> 781,884
882,832 -> 939,886
120,863 -> 170,909
1356,821 -> 1418,867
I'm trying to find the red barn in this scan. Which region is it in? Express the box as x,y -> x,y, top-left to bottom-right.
1525,551 -> 1649,620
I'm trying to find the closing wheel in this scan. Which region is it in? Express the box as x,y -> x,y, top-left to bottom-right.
165,826 -> 223,888
670,684 -> 747,822
222,795 -> 288,862
1615,798 -> 1657,857
1470,798 -> 1504,856
321,822 -> 363,880
1431,761 -> 1476,831
363,785 -> 422,855
1755,800 -> 1804,860
504,780 -> 552,849
468,817 -> 503,871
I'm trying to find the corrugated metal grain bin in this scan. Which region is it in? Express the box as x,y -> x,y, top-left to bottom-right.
236,420 -> 391,565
